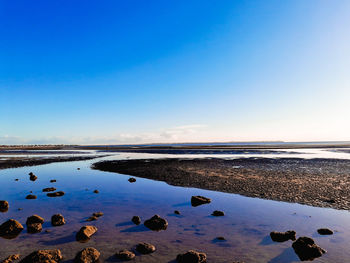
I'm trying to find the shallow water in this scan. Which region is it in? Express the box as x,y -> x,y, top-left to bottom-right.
1,153 -> 350,262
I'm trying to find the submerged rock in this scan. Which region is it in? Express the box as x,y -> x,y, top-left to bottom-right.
86,216 -> 98,222
47,191 -> 65,197
135,242 -> 156,254
317,228 -> 333,235
50,179 -> 57,183
270,230 -> 296,242
216,236 -> 226,241
51,214 -> 65,226
174,210 -> 181,215
0,200 -> 9,212
20,249 -> 62,263
292,236 -> 326,261
211,210 -> 225,216
93,190 -> 99,194
92,212 -> 103,217
128,177 -> 136,183
144,215 -> 168,231
176,250 -> 207,263
42,187 -> 56,192
2,254 -> 20,263
191,196 -> 211,207
74,247 -> 100,263
131,216 -> 141,225
76,226 -> 97,242
0,219 -> 24,239
115,250 -> 135,261
25,195 -> 37,200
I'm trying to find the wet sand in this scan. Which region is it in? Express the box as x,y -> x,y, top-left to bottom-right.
93,157 -> 350,210
0,156 -> 102,170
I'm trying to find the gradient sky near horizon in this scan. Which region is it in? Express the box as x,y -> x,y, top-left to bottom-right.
1,0 -> 350,145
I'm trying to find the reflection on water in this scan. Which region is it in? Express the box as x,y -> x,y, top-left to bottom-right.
0,152 -> 350,262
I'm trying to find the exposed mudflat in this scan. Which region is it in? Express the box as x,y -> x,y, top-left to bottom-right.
0,156 -> 102,170
93,157 -> 350,210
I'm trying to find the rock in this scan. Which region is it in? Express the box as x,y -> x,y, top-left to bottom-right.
144,215 -> 168,231
131,216 -> 141,225
292,236 -> 326,261
51,214 -> 65,226
2,254 -> 20,263
29,174 -> 37,181
74,247 -> 100,263
128,177 -> 136,183
115,250 -> 135,261
47,191 -> 65,197
191,196 -> 211,207
92,212 -> 103,217
0,200 -> 9,212
15,179 -> 19,181
176,250 -> 207,263
216,236 -> 226,240
42,187 -> 56,192
0,219 -> 24,239
25,195 -> 37,200
50,180 -> 56,183
77,168 -> 80,170
317,228 -> 333,235
76,226 -> 97,242
20,249 -> 62,263
270,230 -> 296,242
93,190 -> 99,194
135,242 -> 156,254
26,215 -> 44,225
26,215 -> 44,233
27,223 -> 42,233
86,216 -> 98,222
211,210 -> 224,216
174,210 -> 181,215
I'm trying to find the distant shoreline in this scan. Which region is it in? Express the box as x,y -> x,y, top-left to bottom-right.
93,157 -> 350,210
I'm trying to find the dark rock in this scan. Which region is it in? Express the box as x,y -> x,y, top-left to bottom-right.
29,173 -> 37,181
76,226 -> 97,242
191,196 -> 211,207
317,228 -> 333,235
74,247 -> 100,263
27,223 -> 42,234
0,219 -> 24,239
47,191 -> 65,197
2,254 -> 20,263
93,190 -> 99,194
115,250 -> 135,261
176,250 -> 207,263
20,249 -> 62,263
77,168 -> 80,170
25,195 -> 37,200
128,177 -> 136,183
15,179 -> 19,181
51,214 -> 65,226
292,236 -> 326,261
42,187 -> 56,192
211,210 -> 224,216
216,236 -> 226,240
270,230 -> 296,242
26,215 -> 44,225
131,216 -> 141,225
135,242 -> 156,254
50,180 -> 57,183
174,210 -> 181,215
86,216 -> 98,222
92,212 -> 103,217
144,214 -> 168,231
0,200 -> 9,212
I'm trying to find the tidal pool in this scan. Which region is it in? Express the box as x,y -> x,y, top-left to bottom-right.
1,153 -> 350,262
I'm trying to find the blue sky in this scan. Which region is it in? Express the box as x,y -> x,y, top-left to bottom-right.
1,0 -> 349,144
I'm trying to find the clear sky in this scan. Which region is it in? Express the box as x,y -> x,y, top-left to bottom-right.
1,0 -> 349,145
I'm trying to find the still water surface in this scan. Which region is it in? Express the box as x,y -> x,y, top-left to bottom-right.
1,152 -> 350,262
